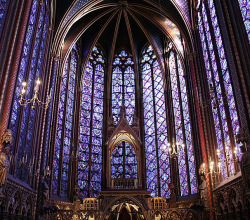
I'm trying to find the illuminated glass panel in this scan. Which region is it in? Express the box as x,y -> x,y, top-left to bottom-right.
10,0 -> 39,153
177,57 -> 197,194
198,1 -> 240,178
169,51 -> 188,196
53,59 -> 69,194
9,0 -> 50,182
112,66 -> 122,124
208,0 -> 240,162
168,51 -> 197,195
111,142 -> 137,179
112,50 -> 135,125
78,46 -> 105,198
53,45 -> 78,196
141,45 -> 170,198
0,0 -> 10,34
61,50 -> 77,196
17,2 -> 48,182
238,0 -> 250,42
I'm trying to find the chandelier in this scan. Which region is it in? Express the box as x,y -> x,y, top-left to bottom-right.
19,78 -> 51,109
166,139 -> 185,159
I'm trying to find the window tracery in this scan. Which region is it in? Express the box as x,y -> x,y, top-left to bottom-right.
237,0 -> 250,42
141,44 -> 197,197
141,45 -> 170,198
112,50 -> 135,125
0,0 -> 10,35
197,0 -> 240,178
78,46 -> 105,198
53,44 -> 78,196
9,0 -> 50,182
111,141 -> 137,179
168,48 -> 197,195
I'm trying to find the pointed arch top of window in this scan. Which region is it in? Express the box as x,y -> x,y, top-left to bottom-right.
78,44 -> 105,198
88,45 -> 105,64
111,49 -> 135,125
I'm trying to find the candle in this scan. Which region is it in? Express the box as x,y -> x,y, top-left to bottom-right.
36,78 -> 41,85
217,149 -> 220,156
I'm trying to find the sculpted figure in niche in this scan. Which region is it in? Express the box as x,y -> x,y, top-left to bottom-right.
0,147 -> 10,193
199,174 -> 208,207
240,145 -> 250,190
1,129 -> 13,146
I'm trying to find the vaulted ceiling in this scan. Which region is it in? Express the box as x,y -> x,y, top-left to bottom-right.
53,0 -> 193,70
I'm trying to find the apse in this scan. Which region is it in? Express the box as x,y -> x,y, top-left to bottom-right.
0,0 -> 249,219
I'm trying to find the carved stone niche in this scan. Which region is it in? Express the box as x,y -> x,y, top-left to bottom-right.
105,116 -> 142,189
0,175 -> 37,219
213,171 -> 246,219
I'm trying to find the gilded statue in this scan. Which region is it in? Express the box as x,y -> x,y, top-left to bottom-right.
1,129 -> 13,146
0,147 -> 10,192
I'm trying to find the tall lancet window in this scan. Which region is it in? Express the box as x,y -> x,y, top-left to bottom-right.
9,0 -> 50,182
53,44 -> 78,197
112,50 -> 135,125
237,0 -> 250,42
111,142 -> 137,179
167,45 -> 197,195
78,46 -> 105,198
0,0 -> 10,35
141,45 -> 170,198
198,0 -> 240,178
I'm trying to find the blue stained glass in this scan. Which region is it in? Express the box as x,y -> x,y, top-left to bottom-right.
111,142 -> 137,180
208,0 -> 241,162
177,57 -> 197,194
169,51 -> 189,196
61,49 -> 77,196
238,0 -> 250,42
198,8 -> 228,179
198,1 -> 240,179
141,45 -> 170,198
9,0 -> 50,182
0,0 -> 10,35
16,2 -> 47,181
112,50 -> 135,125
79,46 -> 105,198
53,57 -> 69,195
53,44 -> 78,196
10,0 -> 39,156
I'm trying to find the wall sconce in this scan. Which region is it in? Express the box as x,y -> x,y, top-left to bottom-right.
217,145 -> 239,165
201,157 -> 220,177
19,78 -> 51,109
199,84 -> 228,109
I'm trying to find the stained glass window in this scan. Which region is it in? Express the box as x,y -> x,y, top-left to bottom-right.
197,0 -> 240,178
141,45 -> 170,198
141,44 -> 197,198
0,0 -> 10,35
78,46 -> 105,198
112,50 -> 135,125
53,46 -> 78,196
9,0 -> 50,182
237,0 -> 250,42
168,48 -> 197,196
111,142 -> 137,179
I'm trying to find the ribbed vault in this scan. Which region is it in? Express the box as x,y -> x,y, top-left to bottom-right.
52,0 -> 193,73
